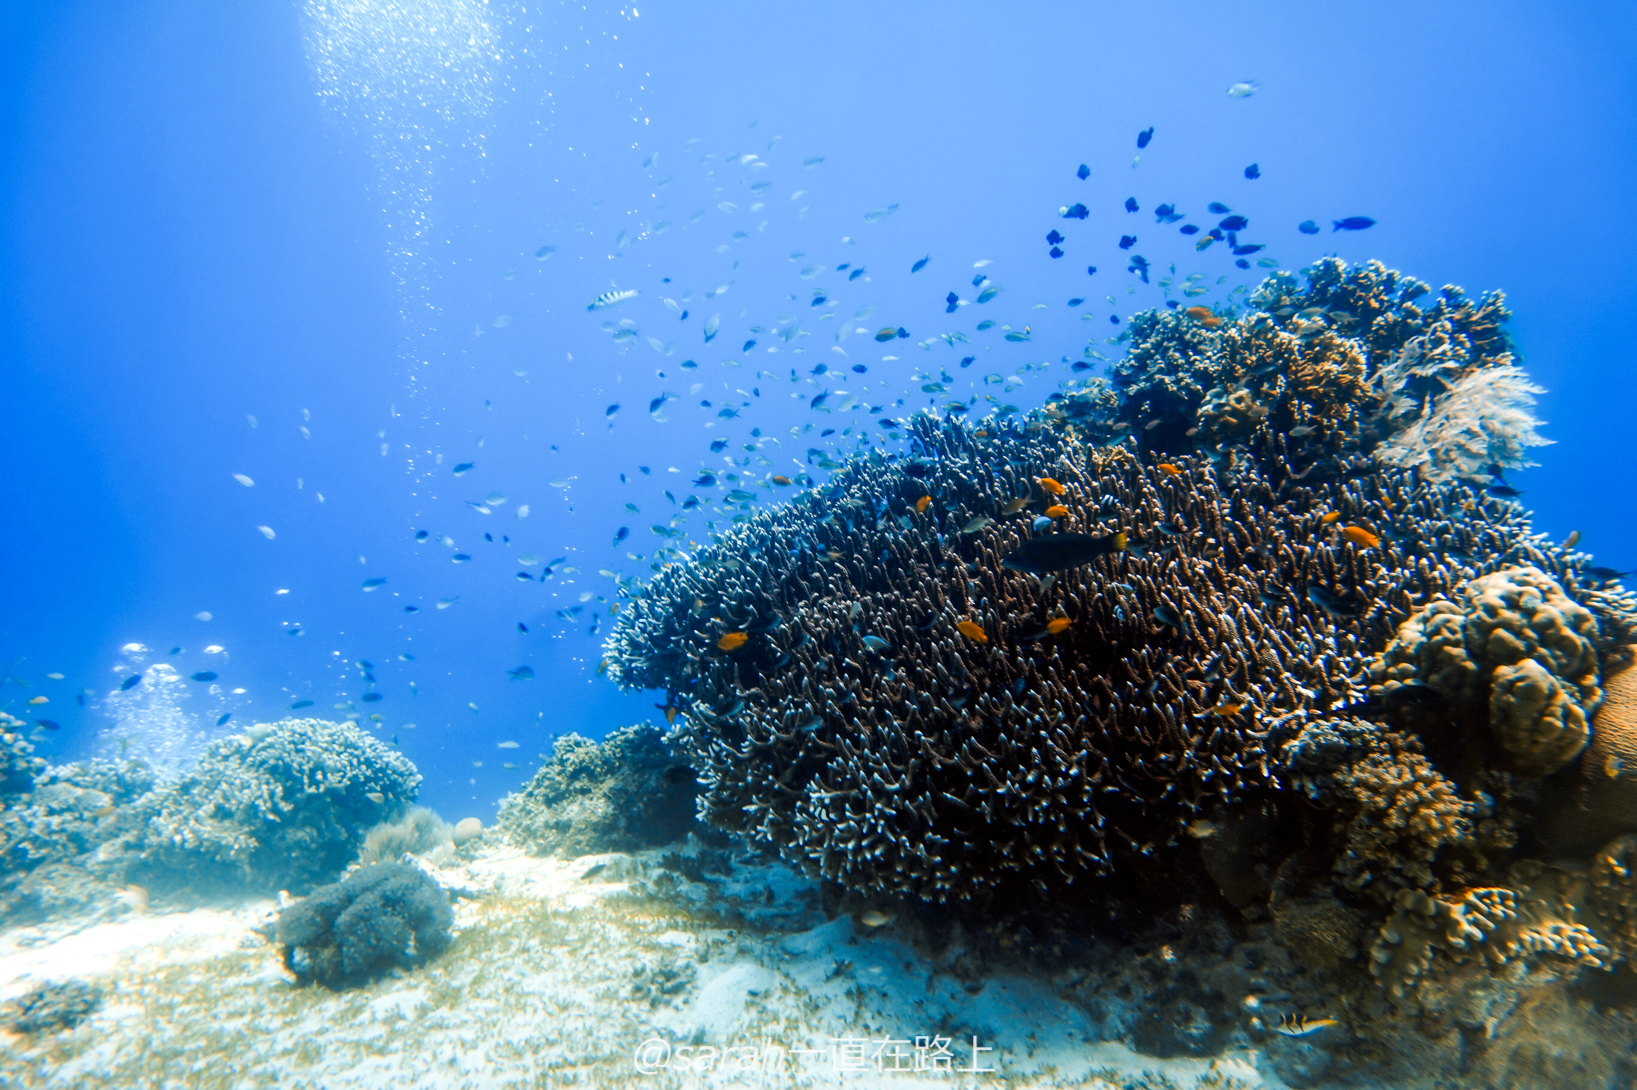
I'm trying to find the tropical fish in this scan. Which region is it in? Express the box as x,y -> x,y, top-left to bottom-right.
1244,163 -> 1260,179
190,672 -> 217,683
1563,530 -> 1582,549
717,632 -> 749,651
1077,164 -> 1090,180
1002,496 -> 1030,515
861,636 -> 891,653
1124,197 -> 1139,213
361,692 -> 383,703
1002,532 -> 1127,574
453,462 -> 474,475
1136,127 -> 1153,149
1338,526 -> 1380,549
1298,220 -> 1320,234
875,327 -> 901,342
1219,215 -> 1248,232
1227,81 -> 1259,98
1307,585 -> 1367,619
1044,505 -> 1070,519
362,578 -> 387,591
1332,217 -> 1375,231
1186,819 -> 1218,839
1062,203 -> 1088,220
1274,1015 -> 1339,1037
772,475 -> 793,486
703,314 -> 720,343
1319,511 -> 1342,525
962,516 -> 992,534
120,674 -> 142,691
911,256 -> 930,273
1289,425 -> 1316,437
1119,235 -> 1136,249
215,713 -> 231,727
956,620 -> 988,643
1036,477 -> 1066,496
1157,463 -> 1183,476
860,910 -> 892,928
588,288 -> 639,310
232,473 -> 254,488
1045,617 -> 1071,635
915,495 -> 932,513
290,699 -> 314,709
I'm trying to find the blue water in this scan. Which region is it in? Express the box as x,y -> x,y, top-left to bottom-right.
3,0 -> 1635,820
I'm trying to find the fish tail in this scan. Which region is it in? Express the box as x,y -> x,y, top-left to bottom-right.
1111,531 -> 1128,552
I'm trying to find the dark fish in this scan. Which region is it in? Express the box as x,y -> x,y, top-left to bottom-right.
1136,127 -> 1153,149
1298,220 -> 1320,234
1062,203 -> 1089,220
946,291 -> 959,313
290,699 -> 315,709
849,268 -> 865,281
1124,197 -> 1139,213
215,713 -> 231,726
709,439 -> 728,453
120,675 -> 141,691
1119,235 -> 1136,249
1486,463 -> 1507,481
453,462 -> 475,475
896,327 -> 909,339
1086,265 -> 1098,276
516,571 -> 535,581
190,671 -> 217,683
35,719 -> 61,731
959,356 -> 974,368
404,605 -> 419,613
1207,202 -> 1231,214
361,692 -> 383,703
1049,246 -> 1063,259
1179,224 -> 1199,235
810,363 -> 827,375
648,394 -> 669,413
810,392 -> 828,409
741,339 -> 756,352
614,526 -> 629,544
1307,585 -> 1367,619
911,255 -> 930,273
1001,531 -> 1128,574
837,263 -> 850,271
1486,484 -> 1523,498
1067,297 -> 1084,306
414,530 -> 429,542
1071,361 -> 1093,372
1155,203 -> 1174,219
1219,215 -> 1248,232
605,403 -> 619,417
1232,243 -> 1264,255
508,665 -> 535,681
1152,604 -> 1182,629
1047,230 -> 1064,245
1333,216 -> 1376,231
1077,164 -> 1090,180
851,364 -> 867,373
518,622 -> 529,632
1235,259 -> 1249,269
692,473 -> 717,486
1244,163 -> 1260,179
1127,255 -> 1150,283
1587,567 -> 1635,582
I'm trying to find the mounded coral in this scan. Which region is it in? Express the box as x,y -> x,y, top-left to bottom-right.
1372,566 -> 1604,775
129,718 -> 420,892
496,725 -> 700,857
274,861 -> 453,988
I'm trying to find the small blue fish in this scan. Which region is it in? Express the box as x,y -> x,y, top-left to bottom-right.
1068,298 -> 1084,306
1124,197 -> 1139,213
1086,265 -> 1098,276
1119,235 -> 1136,249
1333,216 -> 1376,232
1128,255 -> 1150,283
861,635 -> 891,653
1072,361 -> 1092,372
959,356 -> 974,368
1180,224 -> 1199,235
1235,259 -> 1250,269
1047,230 -> 1064,245
1219,215 -> 1248,232
1032,515 -> 1055,530
452,462 -> 474,475
1136,127 -> 1153,149
849,268 -> 865,281
215,714 -> 231,726
742,339 -> 756,352
946,292 -> 959,313
1244,163 -> 1260,179
1298,220 -> 1320,234
362,578 -> 387,590
290,699 -> 314,709
614,526 -> 629,544
1049,246 -> 1063,259
605,403 -> 619,417
414,530 -> 429,542
852,364 -> 867,373
911,255 -> 930,273
709,439 -> 728,453
811,392 -> 828,409
1062,203 -> 1089,220
508,665 -> 535,681
1076,164 -> 1090,180
120,674 -> 141,691
362,692 -> 383,703
1232,243 -> 1264,255
649,394 -> 670,414
1208,202 -> 1231,214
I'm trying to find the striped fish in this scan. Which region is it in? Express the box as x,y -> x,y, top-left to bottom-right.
1274,1014 -> 1339,1037
587,288 -> 639,311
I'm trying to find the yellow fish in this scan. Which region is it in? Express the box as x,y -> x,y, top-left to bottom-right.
1045,617 -> 1071,635
1319,511 -> 1342,526
660,704 -> 679,726
915,495 -> 932,513
771,475 -> 793,486
1274,1014 -> 1339,1037
1036,476 -> 1066,496
1184,305 -> 1213,322
956,620 -> 988,643
860,910 -> 892,928
1338,526 -> 1380,549
1157,463 -> 1183,476
1044,504 -> 1070,519
1002,496 -> 1030,515
717,632 -> 749,651
1185,819 -> 1217,839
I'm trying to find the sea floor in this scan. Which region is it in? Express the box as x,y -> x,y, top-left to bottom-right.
0,840 -> 1302,1089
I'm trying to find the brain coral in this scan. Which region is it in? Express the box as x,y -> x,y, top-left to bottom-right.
1372,566 -> 1604,775
130,718 -> 420,892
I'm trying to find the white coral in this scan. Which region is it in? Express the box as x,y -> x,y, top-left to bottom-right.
1377,364 -> 1552,482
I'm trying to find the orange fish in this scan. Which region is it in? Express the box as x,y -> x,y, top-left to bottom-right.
1203,316 -> 1221,329
956,620 -> 988,643
717,632 -> 749,651
1044,504 -> 1070,519
1338,526 -> 1380,549
1045,617 -> 1071,635
1157,463 -> 1183,476
915,495 -> 932,513
1319,511 -> 1341,526
771,475 -> 793,486
1184,306 -> 1212,321
1036,476 -> 1066,496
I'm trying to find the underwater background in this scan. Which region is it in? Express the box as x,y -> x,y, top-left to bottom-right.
5,2 -> 1637,1087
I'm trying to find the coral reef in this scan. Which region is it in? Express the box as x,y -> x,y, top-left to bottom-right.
0,712 -> 47,796
275,861 -> 453,988
3,978 -> 102,1034
496,725 -> 700,857
1372,566 -> 1604,775
1549,657 -> 1637,853
130,717 -> 421,892
357,806 -> 455,866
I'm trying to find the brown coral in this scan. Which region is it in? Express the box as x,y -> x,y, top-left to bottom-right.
1588,834 -> 1637,965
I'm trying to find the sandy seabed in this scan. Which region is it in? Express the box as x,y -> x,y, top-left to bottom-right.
0,841 -> 1284,1089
